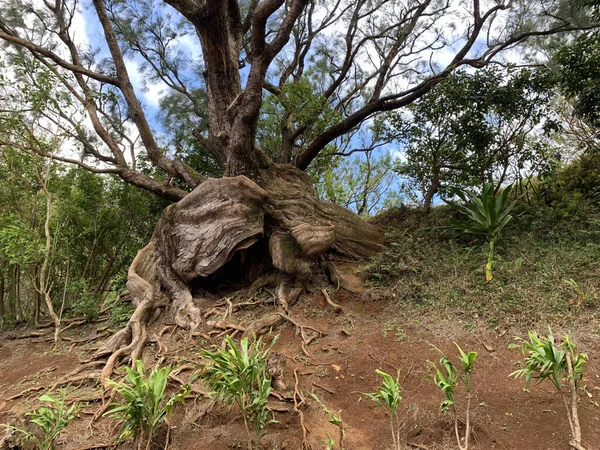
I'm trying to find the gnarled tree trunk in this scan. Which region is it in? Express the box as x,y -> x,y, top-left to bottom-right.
101,165 -> 384,382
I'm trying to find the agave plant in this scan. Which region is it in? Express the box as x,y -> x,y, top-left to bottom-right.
444,181 -> 518,281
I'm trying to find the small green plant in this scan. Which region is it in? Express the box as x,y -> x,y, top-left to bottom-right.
311,394 -> 344,450
365,369 -> 403,449
104,360 -> 189,450
198,336 -> 277,450
444,181 -> 518,282
510,328 -> 588,450
428,344 -> 477,450
3,394 -> 78,450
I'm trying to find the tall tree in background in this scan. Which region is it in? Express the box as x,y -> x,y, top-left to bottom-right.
384,67 -> 559,211
0,0 -> 597,379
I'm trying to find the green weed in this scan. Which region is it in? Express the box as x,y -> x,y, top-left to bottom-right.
3,394 -> 78,450
311,394 -> 344,450
365,369 -> 403,449
428,344 -> 477,450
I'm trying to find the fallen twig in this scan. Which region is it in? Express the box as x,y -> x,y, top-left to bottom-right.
311,381 -> 335,395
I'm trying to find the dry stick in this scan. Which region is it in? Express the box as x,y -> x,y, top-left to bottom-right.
321,288 -> 344,313
464,394 -> 472,450
453,410 -> 464,450
312,382 -> 335,395
59,319 -> 87,334
566,352 -> 586,450
407,443 -> 429,450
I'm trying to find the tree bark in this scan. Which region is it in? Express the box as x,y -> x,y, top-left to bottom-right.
423,171 -> 441,213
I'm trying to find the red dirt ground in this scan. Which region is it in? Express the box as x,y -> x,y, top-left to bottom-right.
1,283 -> 600,450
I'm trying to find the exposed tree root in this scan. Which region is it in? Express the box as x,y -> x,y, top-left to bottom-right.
278,313 -> 326,358
99,168 -> 384,384
293,369 -> 312,450
321,288 -> 345,314
6,372 -> 101,401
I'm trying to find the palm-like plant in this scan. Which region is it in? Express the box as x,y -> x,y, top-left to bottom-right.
510,328 -> 588,450
104,360 -> 189,450
444,181 -> 518,281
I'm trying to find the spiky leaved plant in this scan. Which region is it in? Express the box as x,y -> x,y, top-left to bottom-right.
444,181 -> 518,281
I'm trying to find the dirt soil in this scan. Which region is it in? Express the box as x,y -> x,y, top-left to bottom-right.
2,274 -> 600,450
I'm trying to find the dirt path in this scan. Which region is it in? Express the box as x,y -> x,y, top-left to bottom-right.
1,289 -> 600,450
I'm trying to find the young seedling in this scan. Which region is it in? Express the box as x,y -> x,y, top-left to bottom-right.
428,344 -> 477,450
365,369 -> 403,449
104,360 -> 189,450
510,328 -> 588,450
198,336 -> 278,450
311,394 -> 345,450
3,394 -> 78,450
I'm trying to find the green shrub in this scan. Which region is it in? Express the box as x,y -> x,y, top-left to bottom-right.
105,360 -> 189,450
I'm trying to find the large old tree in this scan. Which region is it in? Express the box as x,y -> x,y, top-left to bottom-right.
0,0 -> 597,379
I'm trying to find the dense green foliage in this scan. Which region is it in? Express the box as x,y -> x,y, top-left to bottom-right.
383,67 -> 558,209
0,150 -> 163,327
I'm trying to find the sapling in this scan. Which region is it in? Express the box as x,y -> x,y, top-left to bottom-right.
428,344 -> 477,450
104,360 -> 189,450
510,328 -> 588,450
365,369 -> 402,449
311,394 -> 344,450
199,336 -> 278,450
3,394 -> 78,450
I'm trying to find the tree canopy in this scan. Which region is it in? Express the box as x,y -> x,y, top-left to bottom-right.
0,0 -> 597,200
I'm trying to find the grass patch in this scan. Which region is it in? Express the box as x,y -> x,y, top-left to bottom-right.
367,204 -> 600,330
